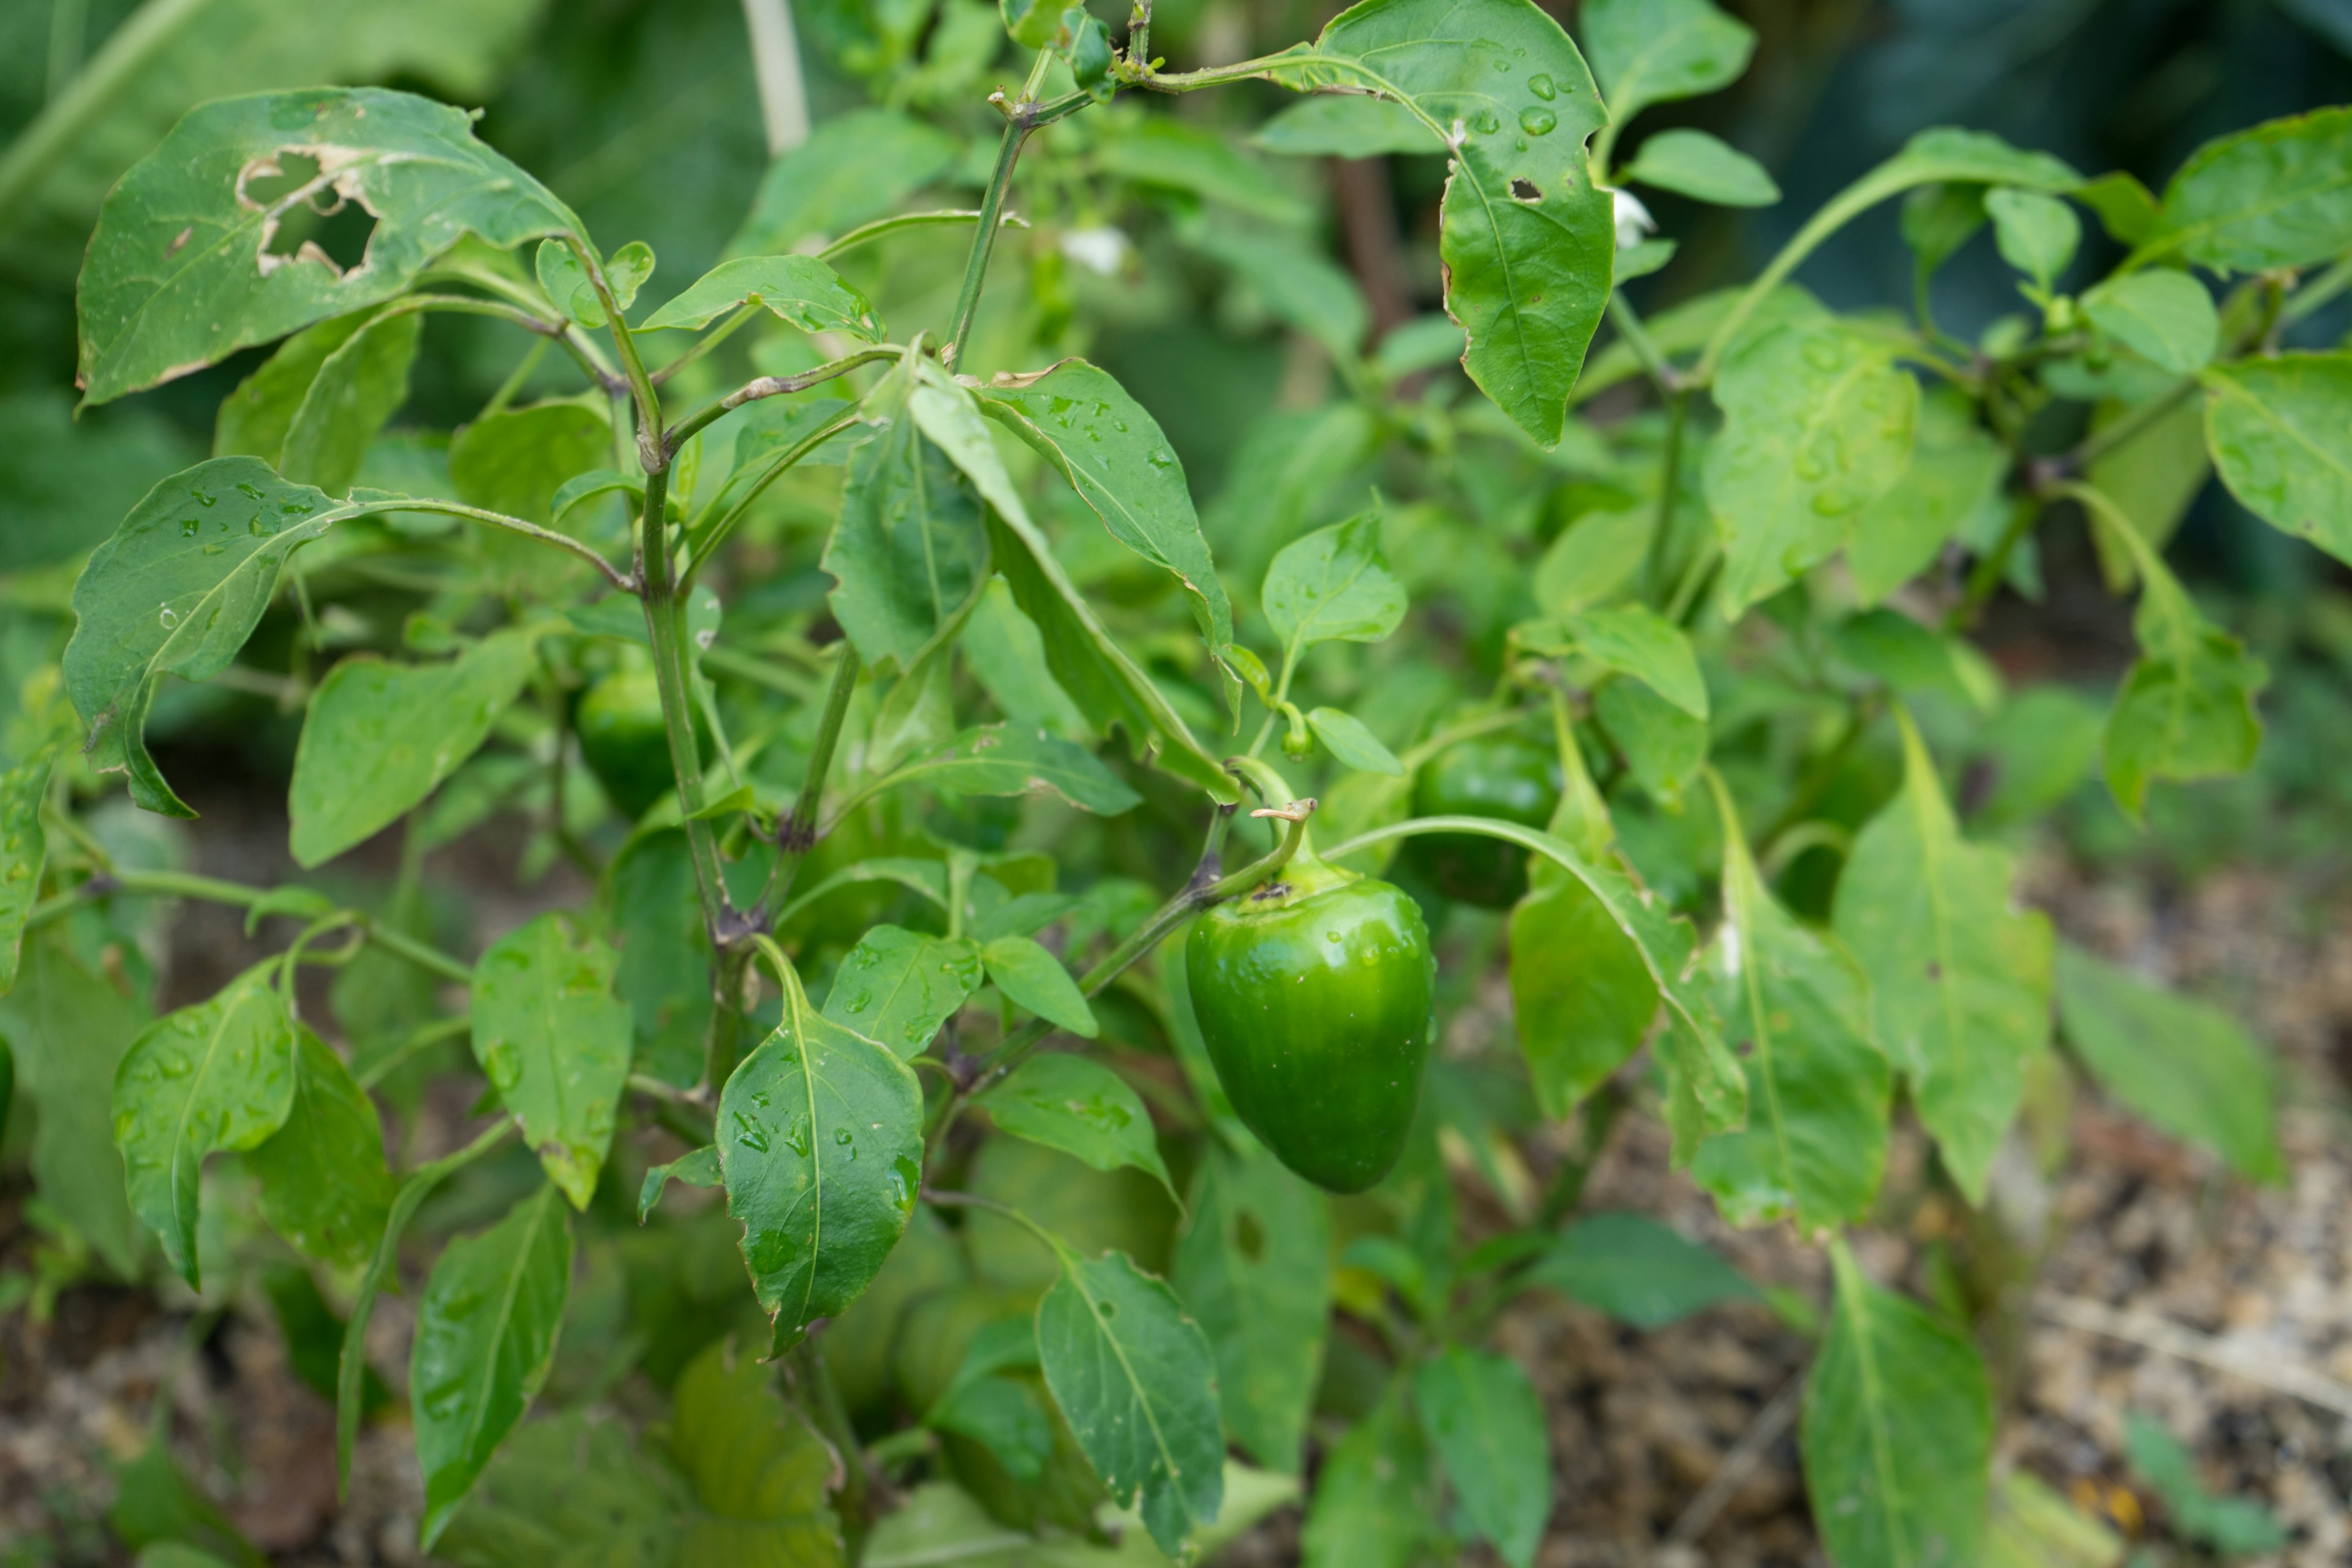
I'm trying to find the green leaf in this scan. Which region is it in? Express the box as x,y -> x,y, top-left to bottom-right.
1704,311 -> 1920,616
1186,225 -> 1371,364
731,107 -> 961,256
987,1054 -> 1172,1198
719,959 -> 923,1348
108,1436 -> 263,1568
1981,1470 -> 2127,1568
1594,677 -> 1709,806
66,458 -> 353,815
1172,1134 -> 1330,1474
1523,1210 -> 1757,1327
1534,505 -> 1650,614
1831,709 -> 2054,1204
1509,872 -> 1656,1120
449,403 -> 612,527
1036,1247 -> 1226,1556
876,725 -> 1143,817
2122,1414 -> 2287,1556
0,751 -> 53,995
1985,187 -> 2079,291
976,360 -> 1236,666
1262,508 -> 1408,655
2141,105 -> 2352,272
1802,1242 -> 1994,1568
823,368 -> 983,673
982,937 -> 1099,1038
469,913 -> 633,1210
2054,944 -> 2283,1182
1098,118 -> 1302,222
1621,128 -> 1778,206
608,829 -> 712,1087
960,576 -> 1091,741
2089,393 -> 2208,592
0,933 -> 147,1274
641,254 -> 883,341
413,1183 -> 575,1545
2203,353 -> 2352,567
435,1410 -> 684,1568
1562,605 -> 1707,717
1830,609 -> 2002,713
668,1339 -> 847,1564
280,309 -> 423,492
821,925 -> 984,1059
1300,1384 -> 1433,1568
1267,0 -> 1614,446
1847,388 -> 2006,606
533,238 -> 654,329
1582,0 -> 1757,127
1307,707 -> 1404,776
2080,271 -> 2217,374
247,1028 -> 393,1271
1254,95 -> 1441,157
638,1144 -> 723,1221
1413,1348 -> 1550,1568
288,628 -> 539,867
113,960 -> 295,1288
77,88 -> 579,405
1692,776 -> 1890,1232
2075,171 -> 2160,246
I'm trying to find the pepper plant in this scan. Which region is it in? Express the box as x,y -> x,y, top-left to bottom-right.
0,0 -> 2329,1561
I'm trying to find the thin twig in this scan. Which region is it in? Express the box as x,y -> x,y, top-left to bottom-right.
1665,1371 -> 1805,1547
2035,1292 -> 2352,1419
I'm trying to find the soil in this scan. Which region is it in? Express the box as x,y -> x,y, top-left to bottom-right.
3,790 -> 2347,1564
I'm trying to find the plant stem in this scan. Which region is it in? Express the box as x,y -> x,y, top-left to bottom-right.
2057,376 -> 2198,475
1945,493 -> 2042,631
636,464 -> 734,944
944,51 -> 1059,369
1646,387 -> 1688,603
570,238 -> 665,467
665,349 -> 899,461
1605,291 -> 1679,393
684,404 -> 865,580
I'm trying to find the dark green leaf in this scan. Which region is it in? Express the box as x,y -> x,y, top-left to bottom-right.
247,1028 -> 393,1271
987,1054 -> 1172,1197
731,107 -> 961,255
960,575 -> 1091,741
821,924 -> 984,1058
981,937 -> 1099,1038
77,89 -> 579,405
1037,1248 -> 1225,1556
288,628 -> 539,867
1307,707 -> 1404,775
1802,1242 -> 1994,1568
435,1410 -> 683,1568
822,375 -> 983,674
2122,1414 -> 2288,1555
1524,1210 -> 1757,1327
280,309 -> 422,492
1414,1348 -> 1550,1567
470,913 -> 633,1209
2055,944 -> 2283,1182
1185,225 -> 1371,364
413,1183 -> 575,1545
1300,1384 -> 1432,1568
0,933 -> 146,1274
2141,105 -> 2352,272
668,1339 -> 846,1562
1831,710 -> 2054,1204
2081,271 -> 2217,374
114,960 -> 295,1287
879,724 -> 1142,816
1583,0 -> 1757,127
107,1438 -> 263,1568
638,1145 -> 722,1222
2203,353 -> 2352,567
1262,508 -> 1408,655
1622,128 -> 1778,206
641,254 -> 883,341
1562,604 -> 1707,717
0,751 -> 53,995
719,960 -> 923,1347
608,829 -> 712,1087
449,403 -> 612,527
1097,118 -> 1301,222
1830,608 -> 2001,712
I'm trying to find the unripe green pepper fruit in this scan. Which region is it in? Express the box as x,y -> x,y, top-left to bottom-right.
1186,840 -> 1434,1193
1403,732 -> 1561,907
575,652 -> 688,821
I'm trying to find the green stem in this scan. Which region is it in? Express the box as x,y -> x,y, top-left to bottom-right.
636,464 -> 733,940
818,208 -> 1023,262
2280,251 -> 2352,328
1946,493 -> 2042,631
664,348 -> 899,463
944,119 -> 1033,371
364,498 -> 636,592
1646,388 -> 1689,603
2060,377 -> 2198,475
684,405 -> 865,579
1605,291 -> 1679,393
568,238 -> 664,467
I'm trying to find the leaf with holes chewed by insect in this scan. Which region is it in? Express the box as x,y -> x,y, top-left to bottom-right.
821,925 -> 984,1060
1704,306 -> 1918,617
287,628 -> 540,868
718,974 -> 924,1351
112,960 -> 296,1289
469,913 -> 633,1210
77,88 -> 581,406
1832,710 -> 2052,1204
1257,0 -> 1613,447
412,1183 -> 573,1546
1802,1243 -> 1994,1568
66,458 -> 358,815
1037,1247 -> 1226,1556
641,254 -> 884,341
987,1054 -> 1175,1201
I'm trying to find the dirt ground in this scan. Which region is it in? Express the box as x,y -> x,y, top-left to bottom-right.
2,815 -> 2348,1564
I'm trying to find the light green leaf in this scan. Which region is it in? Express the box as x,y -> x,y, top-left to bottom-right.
989,1053 -> 1171,1200
247,1028 -> 393,1271
640,254 -> 883,341
0,933 -> 146,1274
533,238 -> 653,329
279,308 -> 422,493
1831,608 -> 2002,713
1186,225 -> 1371,364
2089,392 -> 2208,592
1300,1384 -> 1432,1568
1583,0 -> 1757,127
1523,1210 -> 1757,1327
1414,1349 -> 1550,1568
1692,775 -> 1890,1232
638,1144 -> 722,1222
435,1410 -> 683,1567
2203,353 -> 2352,567
413,1183 -> 575,1545
1253,96 -> 1441,158
1802,1242 -> 1994,1568
1098,118 -> 1300,222
2141,105 -> 2352,272
719,959 -> 923,1348
216,311 -> 371,464
1594,677 -> 1708,806
2075,171 -> 2160,246
1981,1470 -> 2127,1568
822,925 -> 984,1059
730,108 -> 961,256
469,913 -> 632,1210
1534,505 -> 1650,614
0,751 -> 53,995
2081,271 -> 2217,374
1306,707 -> 1404,776
1265,0 -> 1614,445
982,937 -> 1098,1038
1704,311 -> 1919,616
668,1338 -> 847,1564
1509,870 -> 1656,1119
2122,1414 -> 2286,1556
977,360 -> 1236,667
962,575 -> 1091,741
1173,1134 -> 1330,1474
1263,508 -> 1408,654
1847,388 -> 2005,605
1831,709 -> 2054,1204
113,960 -> 295,1288
66,458 -> 353,815
77,88 -> 579,406
1621,128 -> 1778,206
288,628 -> 539,867
872,725 -> 1143,817
823,376 -> 986,674
449,402 -> 611,527
2054,944 -> 2283,1182
1037,1248 -> 1226,1556
1985,187 -> 2079,291
1562,604 -> 1707,717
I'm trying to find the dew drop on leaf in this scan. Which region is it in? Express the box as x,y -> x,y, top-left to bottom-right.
1528,74 -> 1556,100
1520,108 -> 1557,136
